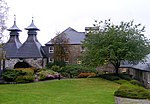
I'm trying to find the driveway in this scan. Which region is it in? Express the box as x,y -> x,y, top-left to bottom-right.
115,97 -> 150,104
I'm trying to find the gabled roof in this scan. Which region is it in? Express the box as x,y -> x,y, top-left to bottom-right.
45,27 -> 85,45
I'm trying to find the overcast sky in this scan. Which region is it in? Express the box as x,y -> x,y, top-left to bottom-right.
5,0 -> 150,45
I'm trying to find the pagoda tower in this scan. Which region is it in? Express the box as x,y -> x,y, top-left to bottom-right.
3,15 -> 22,58
15,18 -> 46,68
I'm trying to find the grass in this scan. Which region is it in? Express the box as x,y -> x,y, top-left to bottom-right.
0,78 -> 119,104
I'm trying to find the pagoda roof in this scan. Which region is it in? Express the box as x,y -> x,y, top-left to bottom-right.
15,20 -> 44,58
15,36 -> 44,58
3,36 -> 22,58
25,18 -> 39,30
7,15 -> 21,31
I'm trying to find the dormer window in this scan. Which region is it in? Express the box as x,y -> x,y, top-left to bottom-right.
49,46 -> 54,53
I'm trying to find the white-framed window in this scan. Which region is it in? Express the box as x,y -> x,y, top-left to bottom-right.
49,46 -> 54,53
77,59 -> 81,64
65,58 -> 69,63
80,46 -> 85,52
77,60 -> 81,64
49,58 -> 54,63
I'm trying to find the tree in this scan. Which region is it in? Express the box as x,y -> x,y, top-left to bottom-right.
82,19 -> 150,74
51,32 -> 70,63
0,0 -> 8,74
0,0 -> 9,43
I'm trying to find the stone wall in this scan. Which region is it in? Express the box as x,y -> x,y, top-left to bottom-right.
69,44 -> 82,64
5,58 -> 47,69
129,69 -> 150,89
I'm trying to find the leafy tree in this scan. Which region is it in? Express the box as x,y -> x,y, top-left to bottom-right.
82,19 -> 150,74
51,32 -> 70,63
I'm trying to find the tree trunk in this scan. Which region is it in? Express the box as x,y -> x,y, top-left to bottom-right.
115,67 -> 119,75
111,61 -> 120,76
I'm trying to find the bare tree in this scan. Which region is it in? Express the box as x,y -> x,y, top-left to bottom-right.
51,32 -> 70,63
0,0 -> 9,43
0,0 -> 8,74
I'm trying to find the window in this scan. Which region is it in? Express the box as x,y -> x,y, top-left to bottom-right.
148,73 -> 150,84
64,47 -> 69,53
49,46 -> 54,53
80,46 -> 85,52
65,58 -> 69,63
49,58 -> 54,63
77,59 -> 81,64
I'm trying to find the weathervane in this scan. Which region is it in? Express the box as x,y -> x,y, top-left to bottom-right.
14,14 -> 16,20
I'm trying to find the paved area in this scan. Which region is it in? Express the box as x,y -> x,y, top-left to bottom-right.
115,97 -> 150,104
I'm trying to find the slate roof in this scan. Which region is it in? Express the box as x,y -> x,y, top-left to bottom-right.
132,54 -> 150,72
4,36 -> 22,58
3,19 -> 22,58
45,27 -> 85,45
15,20 -> 45,58
7,16 -> 22,32
25,19 -> 39,31
119,54 -> 150,72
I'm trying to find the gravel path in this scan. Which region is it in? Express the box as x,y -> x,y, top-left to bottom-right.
115,97 -> 150,104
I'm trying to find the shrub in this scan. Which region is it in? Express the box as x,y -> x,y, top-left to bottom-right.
130,80 -> 143,87
46,61 -> 66,68
2,70 -> 25,82
99,73 -> 120,81
46,62 -> 55,69
53,61 -> 66,67
36,68 -> 47,72
15,75 -> 34,83
2,69 -> 35,83
60,64 -> 97,78
15,68 -> 34,75
98,73 -> 132,81
38,70 -> 58,81
51,65 -> 61,72
118,73 -> 132,81
38,72 -> 47,81
114,80 -> 129,85
77,72 -> 96,78
114,85 -> 150,99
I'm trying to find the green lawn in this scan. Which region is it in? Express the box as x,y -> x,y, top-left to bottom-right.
0,78 -> 119,104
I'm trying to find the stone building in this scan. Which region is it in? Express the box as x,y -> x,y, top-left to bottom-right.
3,17 -> 46,69
2,16 -> 96,69
128,54 -> 150,88
45,27 -> 85,64
119,54 -> 150,88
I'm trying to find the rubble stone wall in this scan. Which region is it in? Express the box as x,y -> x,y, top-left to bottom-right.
5,58 -> 47,69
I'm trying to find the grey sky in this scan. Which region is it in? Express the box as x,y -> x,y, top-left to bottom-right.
5,0 -> 150,45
